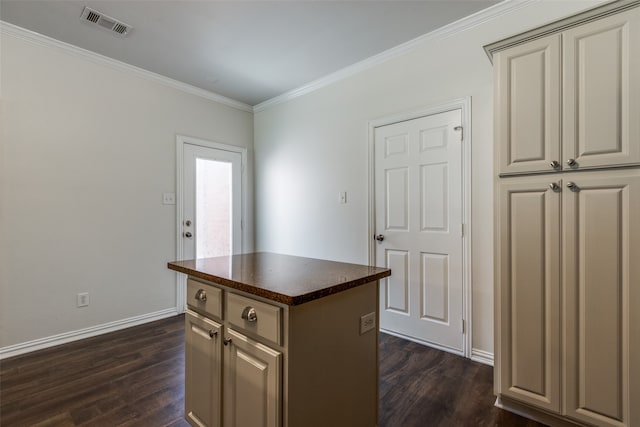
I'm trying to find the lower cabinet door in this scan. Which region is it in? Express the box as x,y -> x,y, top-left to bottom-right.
563,170 -> 640,427
497,175 -> 562,413
185,310 -> 222,427
223,328 -> 282,427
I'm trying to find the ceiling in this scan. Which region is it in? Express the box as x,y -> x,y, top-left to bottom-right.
1,1 -> 500,106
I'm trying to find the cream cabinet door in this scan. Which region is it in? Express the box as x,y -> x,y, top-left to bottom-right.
497,176 -> 561,412
185,311 -> 222,427
495,34 -> 561,175
563,170 -> 640,427
223,328 -> 282,427
563,7 -> 640,170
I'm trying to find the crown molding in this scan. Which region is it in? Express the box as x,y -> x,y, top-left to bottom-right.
253,0 -> 536,113
0,21 -> 253,113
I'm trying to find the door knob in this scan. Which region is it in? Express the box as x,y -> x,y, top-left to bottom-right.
184,231 -> 193,238
375,234 -> 385,242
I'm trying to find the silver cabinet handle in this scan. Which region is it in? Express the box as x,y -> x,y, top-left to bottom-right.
209,330 -> 217,338
195,289 -> 207,302
242,307 -> 258,322
549,160 -> 560,169
567,158 -> 577,167
223,338 -> 232,346
375,234 -> 385,242
567,182 -> 579,191
184,231 -> 193,238
549,182 -> 560,192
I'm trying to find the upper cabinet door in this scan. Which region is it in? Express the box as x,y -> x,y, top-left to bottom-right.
495,34 -> 561,176
563,7 -> 640,170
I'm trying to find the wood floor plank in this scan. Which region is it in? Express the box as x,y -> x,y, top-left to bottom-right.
1,314 -> 545,426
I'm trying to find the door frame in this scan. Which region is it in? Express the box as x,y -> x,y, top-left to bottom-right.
175,134 -> 248,312
367,97 -> 472,358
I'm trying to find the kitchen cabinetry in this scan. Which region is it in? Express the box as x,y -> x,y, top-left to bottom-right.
493,4 -> 640,176
169,253 -> 391,427
488,2 -> 640,426
185,279 -> 281,427
496,170 -> 640,426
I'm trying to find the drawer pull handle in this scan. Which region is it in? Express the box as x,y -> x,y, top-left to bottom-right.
195,289 -> 207,302
242,307 -> 258,322
223,338 -> 232,346
209,330 -> 217,338
567,182 -> 580,192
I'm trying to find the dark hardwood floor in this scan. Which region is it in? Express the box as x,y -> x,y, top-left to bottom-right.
1,315 -> 545,427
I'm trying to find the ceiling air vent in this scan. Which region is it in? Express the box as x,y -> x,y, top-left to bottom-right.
80,7 -> 132,37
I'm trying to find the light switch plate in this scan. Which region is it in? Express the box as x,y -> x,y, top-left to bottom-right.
162,193 -> 176,205
360,312 -> 376,335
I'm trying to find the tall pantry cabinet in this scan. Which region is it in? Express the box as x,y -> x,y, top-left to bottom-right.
485,1 -> 640,426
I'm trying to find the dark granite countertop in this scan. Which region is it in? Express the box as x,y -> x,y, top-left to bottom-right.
167,252 -> 391,306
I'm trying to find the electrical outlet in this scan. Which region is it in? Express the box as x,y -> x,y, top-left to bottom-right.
77,292 -> 89,307
360,312 -> 376,335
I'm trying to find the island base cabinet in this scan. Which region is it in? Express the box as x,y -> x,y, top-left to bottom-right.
223,328 -> 282,427
185,311 -> 222,427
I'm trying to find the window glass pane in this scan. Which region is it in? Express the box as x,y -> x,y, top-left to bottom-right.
196,158 -> 232,258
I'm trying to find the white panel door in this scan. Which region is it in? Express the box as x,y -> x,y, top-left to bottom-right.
375,109 -> 463,352
182,143 -> 242,260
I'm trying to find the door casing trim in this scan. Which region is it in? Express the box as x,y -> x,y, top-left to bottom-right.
367,97 -> 473,358
175,134 -> 248,313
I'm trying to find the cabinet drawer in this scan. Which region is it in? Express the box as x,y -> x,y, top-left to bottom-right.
226,292 -> 282,345
187,279 -> 222,319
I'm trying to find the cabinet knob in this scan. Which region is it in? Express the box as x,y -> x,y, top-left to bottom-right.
242,307 -> 258,322
566,158 -> 577,167
374,234 -> 385,242
223,338 -> 232,346
184,231 -> 193,238
195,289 -> 207,302
209,330 -> 217,338
549,182 -> 560,192
549,160 -> 560,169
566,182 -> 580,192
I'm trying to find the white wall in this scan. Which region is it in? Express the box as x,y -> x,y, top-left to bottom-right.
0,32 -> 254,351
254,0 -> 606,357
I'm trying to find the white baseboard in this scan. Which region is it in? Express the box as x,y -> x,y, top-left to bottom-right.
0,308 -> 179,360
379,328 -> 465,357
471,348 -> 494,366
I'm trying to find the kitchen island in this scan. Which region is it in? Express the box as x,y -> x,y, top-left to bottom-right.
168,252 -> 391,427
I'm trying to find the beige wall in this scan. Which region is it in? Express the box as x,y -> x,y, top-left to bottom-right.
0,33 -> 254,350
253,0 -> 607,358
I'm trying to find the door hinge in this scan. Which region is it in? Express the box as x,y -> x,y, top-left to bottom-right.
461,319 -> 465,334
454,125 -> 463,141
